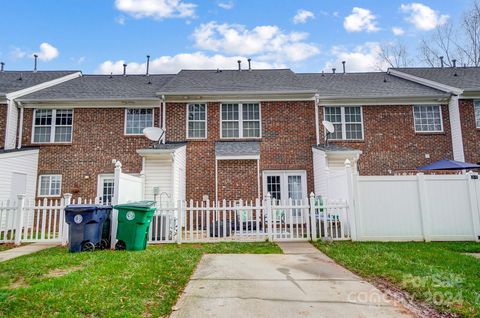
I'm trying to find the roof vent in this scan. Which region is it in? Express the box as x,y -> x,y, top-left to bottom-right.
248,58 -> 252,71
439,56 -> 444,68
18,73 -> 23,81
109,72 -> 113,79
332,68 -> 336,74
33,54 -> 38,72
123,63 -> 127,76
342,61 -> 346,74
237,60 -> 241,71
383,76 -> 387,83
321,71 -> 325,77
452,59 -> 457,68
0,62 -> 4,72
146,55 -> 150,76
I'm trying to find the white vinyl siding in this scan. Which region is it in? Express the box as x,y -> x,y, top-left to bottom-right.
125,108 -> 154,135
324,106 -> 363,140
32,109 -> 73,143
38,174 -> 62,197
413,105 -> 443,132
221,103 -> 261,138
187,103 -> 207,139
0,149 -> 39,202
475,101 -> 480,128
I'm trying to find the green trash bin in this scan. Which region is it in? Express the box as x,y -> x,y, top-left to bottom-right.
114,201 -> 156,251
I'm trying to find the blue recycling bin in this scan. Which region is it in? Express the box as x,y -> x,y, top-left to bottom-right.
65,205 -> 112,252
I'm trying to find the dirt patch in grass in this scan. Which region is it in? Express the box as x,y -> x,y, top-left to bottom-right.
44,265 -> 83,278
371,278 -> 459,318
9,277 -> 28,289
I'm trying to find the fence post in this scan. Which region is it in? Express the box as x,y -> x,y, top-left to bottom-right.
110,161 -> 122,249
417,173 -> 431,242
61,193 -> 72,246
177,200 -> 183,244
14,194 -> 26,246
466,173 -> 480,242
265,193 -> 273,241
345,159 -> 358,241
309,193 -> 317,241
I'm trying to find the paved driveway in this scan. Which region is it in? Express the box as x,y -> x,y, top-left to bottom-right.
170,242 -> 413,318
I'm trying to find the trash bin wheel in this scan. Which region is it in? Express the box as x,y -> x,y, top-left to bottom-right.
115,240 -> 126,250
81,241 -> 95,252
100,239 -> 110,250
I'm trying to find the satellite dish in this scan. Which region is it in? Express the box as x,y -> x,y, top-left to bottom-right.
143,127 -> 164,143
322,120 -> 335,134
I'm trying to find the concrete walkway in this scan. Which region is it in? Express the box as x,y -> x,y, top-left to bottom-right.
171,242 -> 413,318
0,243 -> 59,263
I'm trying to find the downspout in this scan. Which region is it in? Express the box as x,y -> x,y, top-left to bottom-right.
161,95 -> 166,144
448,94 -> 465,162
215,159 -> 218,202
16,102 -> 24,149
314,93 -> 320,145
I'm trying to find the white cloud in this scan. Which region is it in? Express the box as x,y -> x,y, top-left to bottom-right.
10,47 -> 27,60
343,7 -> 380,32
192,22 -> 319,62
400,3 -> 449,31
115,15 -> 126,25
217,1 -> 234,10
96,52 -> 282,74
115,0 -> 196,19
293,9 -> 315,24
392,26 -> 405,36
325,42 -> 387,72
35,42 -> 59,61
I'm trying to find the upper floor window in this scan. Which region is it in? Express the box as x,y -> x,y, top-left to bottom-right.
324,106 -> 363,140
33,109 -> 73,143
221,103 -> 260,138
475,101 -> 480,128
187,103 -> 207,139
125,108 -> 153,135
38,174 -> 62,197
413,105 -> 443,132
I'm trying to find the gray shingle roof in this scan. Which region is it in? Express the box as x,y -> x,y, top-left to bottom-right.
313,144 -> 360,152
391,67 -> 480,91
215,141 -> 260,157
152,142 -> 186,150
297,72 -> 448,98
0,71 -> 78,96
18,74 -> 175,101
159,69 -> 314,94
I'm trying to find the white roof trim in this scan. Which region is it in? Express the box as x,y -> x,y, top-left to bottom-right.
6,72 -> 82,100
136,147 -> 185,157
0,148 -> 39,159
388,69 -> 463,95
216,155 -> 260,160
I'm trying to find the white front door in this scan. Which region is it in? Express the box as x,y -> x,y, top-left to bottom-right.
263,170 -> 307,203
97,174 -> 115,204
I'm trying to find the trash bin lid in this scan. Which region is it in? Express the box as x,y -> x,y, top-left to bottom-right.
65,204 -> 112,212
114,201 -> 156,212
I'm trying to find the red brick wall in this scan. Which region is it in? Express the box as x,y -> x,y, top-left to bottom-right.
318,105 -> 453,175
22,108 -> 159,199
459,99 -> 480,164
0,104 -> 6,148
217,160 -> 258,201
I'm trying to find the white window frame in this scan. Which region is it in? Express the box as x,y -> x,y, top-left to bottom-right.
413,105 -> 444,133
124,108 -> 154,136
262,170 -> 307,201
31,109 -> 74,144
323,106 -> 364,141
38,174 -> 62,197
220,102 -> 262,139
474,100 -> 480,128
186,103 -> 208,139
97,174 -> 115,203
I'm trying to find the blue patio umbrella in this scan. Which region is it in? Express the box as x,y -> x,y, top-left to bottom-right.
417,159 -> 480,171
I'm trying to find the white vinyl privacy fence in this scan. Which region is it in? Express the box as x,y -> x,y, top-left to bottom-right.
349,172 -> 480,241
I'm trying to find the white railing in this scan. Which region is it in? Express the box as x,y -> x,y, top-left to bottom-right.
148,193 -> 350,244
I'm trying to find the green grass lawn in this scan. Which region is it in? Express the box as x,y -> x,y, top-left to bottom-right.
0,242 -> 281,318
314,241 -> 480,318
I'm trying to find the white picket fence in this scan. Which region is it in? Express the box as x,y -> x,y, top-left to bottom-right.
0,193 -> 349,245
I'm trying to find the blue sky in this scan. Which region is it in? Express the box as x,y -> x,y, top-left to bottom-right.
0,0 -> 473,74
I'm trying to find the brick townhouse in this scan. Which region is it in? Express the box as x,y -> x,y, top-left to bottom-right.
0,66 -> 479,203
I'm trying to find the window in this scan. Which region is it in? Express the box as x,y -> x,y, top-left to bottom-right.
187,104 -> 207,138
413,105 -> 443,132
263,171 -> 307,216
38,175 -> 62,197
324,106 -> 363,140
475,101 -> 480,128
33,109 -> 73,143
97,174 -> 114,203
125,109 -> 153,135
221,103 -> 260,138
